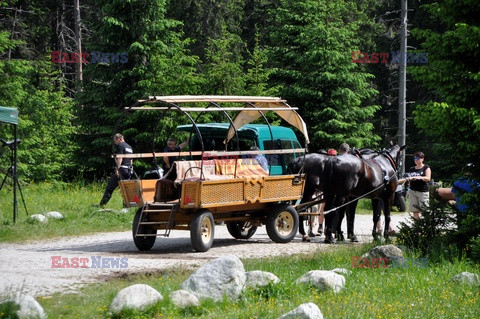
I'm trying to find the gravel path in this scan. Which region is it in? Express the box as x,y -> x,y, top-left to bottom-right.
0,212 -> 410,297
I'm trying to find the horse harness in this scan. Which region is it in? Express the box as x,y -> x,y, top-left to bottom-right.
322,150 -> 399,216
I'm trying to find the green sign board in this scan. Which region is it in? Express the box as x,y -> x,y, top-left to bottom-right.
0,106 -> 19,125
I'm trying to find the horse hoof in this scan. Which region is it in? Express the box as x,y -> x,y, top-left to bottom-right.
336,232 -> 345,242
308,232 -> 316,238
324,236 -> 336,244
372,232 -> 380,241
348,234 -> 359,242
302,235 -> 311,242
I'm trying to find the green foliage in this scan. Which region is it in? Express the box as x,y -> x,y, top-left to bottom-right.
0,32 -> 76,182
267,0 -> 381,151
409,0 -> 480,170
203,25 -> 246,95
0,300 -> 19,319
76,0 -> 202,178
397,193 -> 458,262
398,184 -> 480,263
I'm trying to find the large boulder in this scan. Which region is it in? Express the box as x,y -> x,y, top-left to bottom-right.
245,270 -> 280,288
278,302 -> 323,319
296,270 -> 345,293
109,284 -> 163,314
181,255 -> 246,301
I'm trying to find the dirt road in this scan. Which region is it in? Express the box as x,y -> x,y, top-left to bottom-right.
0,213 -> 410,297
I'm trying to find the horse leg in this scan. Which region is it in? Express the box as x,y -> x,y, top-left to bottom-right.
383,196 -> 394,240
347,199 -> 359,242
323,196 -> 337,244
298,215 -> 310,242
299,182 -> 316,242
371,199 -> 382,241
308,215 -> 316,238
335,206 -> 346,241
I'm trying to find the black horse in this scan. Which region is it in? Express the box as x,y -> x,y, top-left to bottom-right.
322,144 -> 405,243
287,152 -> 331,241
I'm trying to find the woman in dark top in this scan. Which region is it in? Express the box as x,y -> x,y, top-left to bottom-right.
398,151 -> 431,219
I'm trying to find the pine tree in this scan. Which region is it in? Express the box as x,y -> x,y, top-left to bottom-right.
268,0 -> 380,151
76,0 -> 201,178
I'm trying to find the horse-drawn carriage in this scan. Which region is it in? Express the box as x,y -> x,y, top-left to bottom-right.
117,96 -> 309,252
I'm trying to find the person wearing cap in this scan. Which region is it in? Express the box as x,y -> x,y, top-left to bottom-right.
327,148 -> 337,156
398,151 -> 431,219
436,163 -> 479,213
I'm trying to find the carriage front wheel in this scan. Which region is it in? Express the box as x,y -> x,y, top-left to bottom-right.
132,207 -> 157,251
190,210 -> 215,252
266,204 -> 299,243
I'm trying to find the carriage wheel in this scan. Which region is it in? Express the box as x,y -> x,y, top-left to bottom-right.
266,204 -> 299,243
226,221 -> 258,239
132,207 -> 157,251
190,210 -> 215,252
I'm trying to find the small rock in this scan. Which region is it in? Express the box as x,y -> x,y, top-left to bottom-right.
8,294 -> 47,319
450,272 -> 480,285
109,284 -> 163,314
278,302 -> 323,319
245,270 -> 280,288
331,268 -> 352,276
45,211 -> 63,219
361,244 -> 403,260
170,289 -> 200,308
296,270 -> 345,293
29,214 -> 47,224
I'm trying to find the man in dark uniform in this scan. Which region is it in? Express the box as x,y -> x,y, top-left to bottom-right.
99,133 -> 133,207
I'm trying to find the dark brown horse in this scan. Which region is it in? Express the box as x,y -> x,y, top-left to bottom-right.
322,144 -> 405,243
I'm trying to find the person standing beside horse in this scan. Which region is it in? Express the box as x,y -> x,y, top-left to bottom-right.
398,151 -> 431,220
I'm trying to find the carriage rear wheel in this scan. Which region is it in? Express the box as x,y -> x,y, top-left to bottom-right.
226,221 -> 257,239
132,207 -> 157,251
190,210 -> 215,252
266,204 -> 299,243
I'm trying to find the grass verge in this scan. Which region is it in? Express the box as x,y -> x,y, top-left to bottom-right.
34,244 -> 480,319
0,182 -> 134,243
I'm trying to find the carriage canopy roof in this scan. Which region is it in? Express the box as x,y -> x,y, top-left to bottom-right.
129,95 -> 309,144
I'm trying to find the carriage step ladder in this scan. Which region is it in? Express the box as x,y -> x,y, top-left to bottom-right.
137,203 -> 179,237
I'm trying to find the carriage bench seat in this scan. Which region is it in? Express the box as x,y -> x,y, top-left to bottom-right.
154,158 -> 268,202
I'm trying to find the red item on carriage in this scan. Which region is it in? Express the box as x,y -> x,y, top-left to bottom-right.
328,149 -> 337,156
